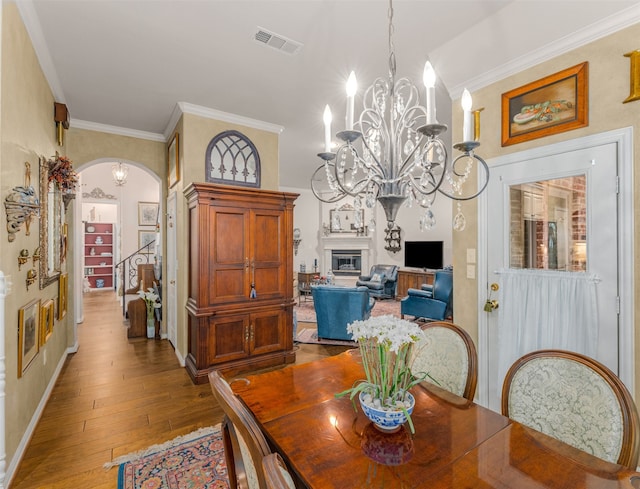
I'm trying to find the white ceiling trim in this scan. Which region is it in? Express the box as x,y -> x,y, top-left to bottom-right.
16,0 -> 65,103
166,102 -> 285,139
71,119 -> 165,143
451,5 -> 640,98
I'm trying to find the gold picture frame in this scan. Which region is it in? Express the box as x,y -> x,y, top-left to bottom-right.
168,132 -> 180,188
501,62 -> 588,147
18,299 -> 40,377
40,299 -> 54,346
58,272 -> 68,320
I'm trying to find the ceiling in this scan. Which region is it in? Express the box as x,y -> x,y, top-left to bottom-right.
18,0 -> 640,189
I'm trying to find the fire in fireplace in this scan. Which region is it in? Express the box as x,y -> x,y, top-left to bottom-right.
331,250 -> 362,276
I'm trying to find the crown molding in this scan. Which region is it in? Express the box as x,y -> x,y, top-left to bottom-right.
71,119 -> 166,142
164,102 -> 284,139
449,5 -> 640,98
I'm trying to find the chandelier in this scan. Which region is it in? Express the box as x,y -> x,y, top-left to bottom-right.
112,162 -> 128,186
311,0 -> 489,250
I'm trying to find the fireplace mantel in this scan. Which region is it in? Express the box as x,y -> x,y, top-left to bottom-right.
320,234 -> 373,283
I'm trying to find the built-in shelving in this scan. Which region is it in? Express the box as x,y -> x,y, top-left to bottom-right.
84,222 -> 115,290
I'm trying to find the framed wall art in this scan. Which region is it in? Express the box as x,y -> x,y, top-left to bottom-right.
40,299 -> 54,346
18,299 -> 40,377
168,132 -> 180,188
58,272 -> 68,320
501,62 -> 588,147
138,201 -> 159,226
138,230 -> 156,254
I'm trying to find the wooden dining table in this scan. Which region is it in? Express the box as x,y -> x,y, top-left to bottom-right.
231,350 -> 640,488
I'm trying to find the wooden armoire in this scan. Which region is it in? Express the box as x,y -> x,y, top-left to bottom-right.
184,183 -> 298,384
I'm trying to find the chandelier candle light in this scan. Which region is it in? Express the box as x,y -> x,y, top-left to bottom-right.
312,0 -> 488,246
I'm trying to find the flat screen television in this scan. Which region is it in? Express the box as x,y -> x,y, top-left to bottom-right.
404,240 -> 444,270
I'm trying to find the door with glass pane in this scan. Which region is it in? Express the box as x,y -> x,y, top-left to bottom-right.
485,142 -> 618,412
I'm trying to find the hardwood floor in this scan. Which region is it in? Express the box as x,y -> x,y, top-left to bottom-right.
10,290 -> 347,488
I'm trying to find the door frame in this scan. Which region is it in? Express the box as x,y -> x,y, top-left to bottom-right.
477,127 -> 634,407
166,191 -> 179,353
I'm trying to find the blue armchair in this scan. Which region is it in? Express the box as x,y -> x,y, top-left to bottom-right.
356,264 -> 399,299
311,285 -> 375,341
400,270 -> 453,321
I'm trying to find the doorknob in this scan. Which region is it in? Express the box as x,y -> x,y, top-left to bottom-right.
170,280 -> 175,285
484,283 -> 499,312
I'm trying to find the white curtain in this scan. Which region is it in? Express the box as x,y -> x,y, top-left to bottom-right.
497,269 -> 599,385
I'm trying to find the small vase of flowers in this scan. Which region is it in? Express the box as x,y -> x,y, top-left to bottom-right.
137,287 -> 161,339
336,315 -> 426,433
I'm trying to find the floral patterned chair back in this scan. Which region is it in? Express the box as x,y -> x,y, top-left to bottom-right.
209,370 -> 272,489
263,453 -> 296,489
502,350 -> 640,469
410,321 -> 477,401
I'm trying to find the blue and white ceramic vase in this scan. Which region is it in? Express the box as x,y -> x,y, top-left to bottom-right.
359,391 -> 415,433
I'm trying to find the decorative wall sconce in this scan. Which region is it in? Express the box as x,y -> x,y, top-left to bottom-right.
26,268 -> 37,290
5,162 -> 39,242
293,228 -> 302,256
18,249 -> 29,270
623,50 -> 640,103
54,102 -> 70,146
473,108 -> 485,141
384,225 -> 402,253
32,246 -> 40,265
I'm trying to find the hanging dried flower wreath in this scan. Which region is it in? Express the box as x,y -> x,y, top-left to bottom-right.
47,154 -> 78,193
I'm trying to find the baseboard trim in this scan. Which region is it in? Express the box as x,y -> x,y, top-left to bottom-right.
4,348 -> 70,487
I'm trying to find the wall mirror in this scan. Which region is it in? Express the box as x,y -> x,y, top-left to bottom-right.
39,156 -> 62,288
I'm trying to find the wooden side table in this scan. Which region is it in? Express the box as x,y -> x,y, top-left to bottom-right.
297,272 -> 316,305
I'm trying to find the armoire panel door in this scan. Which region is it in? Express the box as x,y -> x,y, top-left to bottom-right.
250,309 -> 286,356
209,207 -> 250,304
208,314 -> 250,364
250,210 -> 285,299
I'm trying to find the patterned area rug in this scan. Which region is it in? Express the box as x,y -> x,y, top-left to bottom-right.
294,298 -> 401,323
295,327 -> 357,347
106,425 -> 229,489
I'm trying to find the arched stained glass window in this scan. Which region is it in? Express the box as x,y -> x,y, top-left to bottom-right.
205,130 -> 261,187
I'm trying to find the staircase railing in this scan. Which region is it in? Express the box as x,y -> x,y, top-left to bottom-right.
115,240 -> 155,317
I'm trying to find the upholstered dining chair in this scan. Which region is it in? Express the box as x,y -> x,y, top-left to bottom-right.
410,321 -> 477,401
263,453 -> 296,489
209,370 -> 273,489
502,349 -> 640,469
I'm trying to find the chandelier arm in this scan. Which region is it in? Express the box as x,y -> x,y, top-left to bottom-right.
436,153 -> 490,201
310,164 -> 348,203
397,137 -> 449,193
332,145 -> 377,197
356,129 -> 386,179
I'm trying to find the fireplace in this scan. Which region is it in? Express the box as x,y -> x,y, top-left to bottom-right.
321,234 -> 372,285
332,250 -> 362,276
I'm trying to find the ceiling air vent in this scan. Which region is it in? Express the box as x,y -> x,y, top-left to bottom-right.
254,27 -> 302,55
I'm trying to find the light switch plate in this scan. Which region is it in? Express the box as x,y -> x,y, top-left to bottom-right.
466,264 -> 475,279
466,248 -> 476,264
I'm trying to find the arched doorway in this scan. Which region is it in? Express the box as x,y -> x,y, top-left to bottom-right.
73,159 -> 161,343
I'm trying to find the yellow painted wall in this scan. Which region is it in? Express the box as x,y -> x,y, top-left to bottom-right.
67,128 -> 165,175
1,3 -> 73,467
452,22 -> 640,399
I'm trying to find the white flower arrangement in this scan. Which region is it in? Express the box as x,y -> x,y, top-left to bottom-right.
336,315 -> 426,433
137,287 -> 161,318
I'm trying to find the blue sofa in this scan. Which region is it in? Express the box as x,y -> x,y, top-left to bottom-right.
311,285 -> 375,341
400,269 -> 453,321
